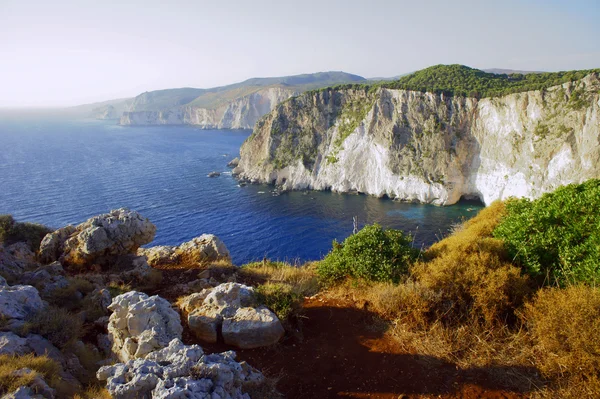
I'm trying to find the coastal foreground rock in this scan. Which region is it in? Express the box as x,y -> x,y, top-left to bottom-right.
38,208 -> 156,268
107,291 -> 183,361
179,282 -> 285,348
97,338 -> 264,399
139,234 -> 230,268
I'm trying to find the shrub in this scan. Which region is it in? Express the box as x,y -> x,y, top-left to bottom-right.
524,285 -> 600,380
414,201 -> 531,326
48,277 -> 95,309
20,306 -> 84,349
254,283 -> 303,320
0,214 -> 52,251
317,224 -> 417,284
0,353 -> 60,395
493,179 -> 600,286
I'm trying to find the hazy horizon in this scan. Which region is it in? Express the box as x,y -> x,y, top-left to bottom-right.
1,0 -> 599,107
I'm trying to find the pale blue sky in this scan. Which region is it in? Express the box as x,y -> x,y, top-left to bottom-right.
1,0 -> 598,107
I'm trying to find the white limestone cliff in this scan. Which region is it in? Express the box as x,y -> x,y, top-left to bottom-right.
234,74 -> 600,205
119,87 -> 297,129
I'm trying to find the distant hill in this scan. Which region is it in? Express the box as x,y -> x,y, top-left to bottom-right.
95,71 -> 367,128
124,72 -> 366,113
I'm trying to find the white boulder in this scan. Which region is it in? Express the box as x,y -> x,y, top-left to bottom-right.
38,209 -> 156,267
97,338 -> 264,399
140,234 -> 230,268
179,283 -> 284,348
107,291 -> 182,362
0,283 -> 44,320
223,306 -> 286,349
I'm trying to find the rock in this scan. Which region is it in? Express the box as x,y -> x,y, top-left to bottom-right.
179,283 -> 284,348
18,264 -> 69,298
97,333 -> 112,356
89,288 -> 112,313
107,291 -> 183,362
0,245 -> 37,283
140,234 -> 230,268
4,385 -> 48,399
0,275 -> 6,287
37,225 -> 77,264
0,331 -> 28,355
207,171 -> 221,177
0,283 -> 44,320
25,334 -> 65,367
9,369 -> 55,399
97,338 -> 264,399
6,243 -> 37,264
222,306 -> 285,349
227,157 -> 240,168
117,256 -> 159,286
38,209 -> 156,268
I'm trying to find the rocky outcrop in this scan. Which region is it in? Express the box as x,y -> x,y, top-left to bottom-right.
18,263 -> 69,298
178,283 -> 284,348
0,283 -> 44,321
39,208 -> 156,268
0,243 -> 38,283
4,370 -> 55,399
119,87 -> 297,129
0,331 -> 28,355
107,291 -> 182,362
227,157 -> 240,168
139,235 -> 230,268
235,74 -> 600,205
38,226 -> 77,265
97,338 -> 264,399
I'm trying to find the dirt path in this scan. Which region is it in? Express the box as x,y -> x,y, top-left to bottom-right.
199,296 -> 532,399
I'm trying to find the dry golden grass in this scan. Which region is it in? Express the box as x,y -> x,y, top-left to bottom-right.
0,354 -> 60,395
240,260 -> 319,297
414,201 -> 531,326
525,285 -> 600,381
72,386 -> 112,399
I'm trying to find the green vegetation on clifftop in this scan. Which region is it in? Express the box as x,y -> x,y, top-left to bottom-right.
310,64 -> 600,98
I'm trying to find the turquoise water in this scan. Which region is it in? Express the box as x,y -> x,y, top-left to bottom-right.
0,112 -> 483,264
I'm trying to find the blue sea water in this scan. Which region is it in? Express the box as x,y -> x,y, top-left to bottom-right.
0,112 -> 483,264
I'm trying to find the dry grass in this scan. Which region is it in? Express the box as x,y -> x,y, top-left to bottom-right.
72,386 -> 112,399
524,284 -> 600,397
0,354 -> 60,395
19,306 -> 84,349
48,277 -> 95,309
240,260 -> 319,296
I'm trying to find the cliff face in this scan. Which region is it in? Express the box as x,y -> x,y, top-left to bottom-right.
119,87 -> 297,129
234,74 -> 600,205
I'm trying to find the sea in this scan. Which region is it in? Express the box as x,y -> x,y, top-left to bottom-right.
0,111 -> 483,264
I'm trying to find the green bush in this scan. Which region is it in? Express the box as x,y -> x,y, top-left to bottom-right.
0,214 -> 52,251
254,283 -> 303,320
493,179 -> 600,286
317,224 -> 417,284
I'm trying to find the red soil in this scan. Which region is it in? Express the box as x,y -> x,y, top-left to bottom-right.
198,296 -> 533,399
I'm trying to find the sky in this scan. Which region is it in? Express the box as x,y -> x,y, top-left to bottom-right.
1,0 -> 599,107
